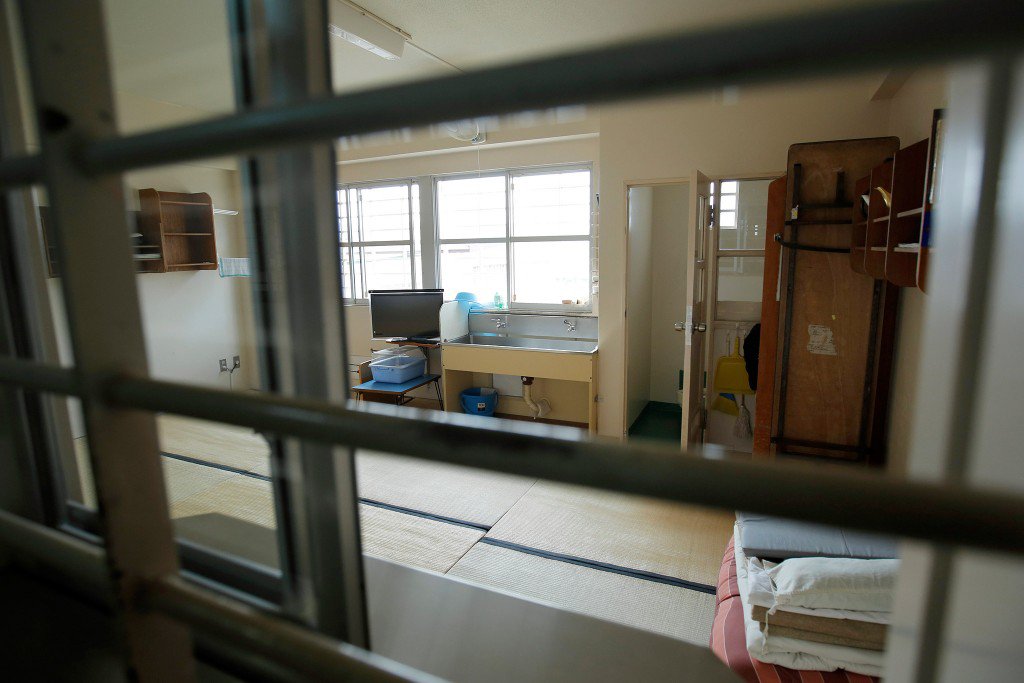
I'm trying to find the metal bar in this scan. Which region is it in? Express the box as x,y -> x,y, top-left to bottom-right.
915,56 -> 1018,683
233,0 -> 368,645
3,358 -> 1024,555
68,0 -> 1024,176
0,508 -> 112,608
0,153 -> 41,187
0,355 -> 79,394
98,373 -> 1023,557
16,0 -> 195,677
0,508 -> 434,683
142,576 -> 437,683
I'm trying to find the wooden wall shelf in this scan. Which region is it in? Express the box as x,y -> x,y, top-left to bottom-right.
138,189 -> 218,273
885,138 -> 930,288
850,135 -> 933,292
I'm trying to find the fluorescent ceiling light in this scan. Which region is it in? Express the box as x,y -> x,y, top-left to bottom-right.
329,2 -> 405,61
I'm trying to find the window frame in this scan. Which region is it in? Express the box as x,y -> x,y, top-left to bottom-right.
337,179 -> 419,304
434,163 -> 595,313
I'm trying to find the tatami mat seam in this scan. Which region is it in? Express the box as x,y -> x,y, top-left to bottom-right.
478,538 -> 717,594
161,450 -> 718,596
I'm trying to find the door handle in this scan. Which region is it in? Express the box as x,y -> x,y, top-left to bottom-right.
674,322 -> 707,333
674,322 -> 685,332
693,322 -> 707,333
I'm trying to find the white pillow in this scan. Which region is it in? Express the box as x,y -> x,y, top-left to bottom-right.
767,556 -> 899,613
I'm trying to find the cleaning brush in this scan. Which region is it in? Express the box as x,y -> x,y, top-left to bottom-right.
733,394 -> 753,439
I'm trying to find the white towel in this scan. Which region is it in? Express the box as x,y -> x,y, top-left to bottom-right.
218,257 -> 251,277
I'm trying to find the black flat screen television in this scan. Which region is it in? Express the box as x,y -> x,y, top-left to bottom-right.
369,289 -> 444,340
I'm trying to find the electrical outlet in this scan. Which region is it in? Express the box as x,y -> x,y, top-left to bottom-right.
232,355 -> 240,370
219,358 -> 228,372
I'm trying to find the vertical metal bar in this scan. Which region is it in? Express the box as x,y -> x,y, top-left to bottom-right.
0,0 -> 83,518
231,0 -> 368,645
15,0 -> 195,678
913,55 -> 1016,683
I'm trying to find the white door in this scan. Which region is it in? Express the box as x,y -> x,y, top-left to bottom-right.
679,171 -> 710,450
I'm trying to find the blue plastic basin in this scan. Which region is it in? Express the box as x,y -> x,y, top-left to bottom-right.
460,387 -> 498,416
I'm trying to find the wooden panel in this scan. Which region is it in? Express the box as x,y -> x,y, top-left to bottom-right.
441,345 -> 594,382
773,137 -> 899,463
849,175 -> 869,274
864,159 -> 893,279
752,176 -> 787,458
885,139 -> 929,287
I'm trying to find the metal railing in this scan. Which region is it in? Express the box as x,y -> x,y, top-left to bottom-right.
0,0 -> 1022,681
1,359 -> 1022,556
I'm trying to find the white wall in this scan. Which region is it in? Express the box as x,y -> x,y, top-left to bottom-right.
46,95 -> 257,438
597,75 -> 893,438
648,184 -> 689,405
883,67 -> 949,476
625,187 -> 653,429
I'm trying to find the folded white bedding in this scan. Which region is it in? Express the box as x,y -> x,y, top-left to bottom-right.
734,524 -> 885,677
746,556 -> 896,622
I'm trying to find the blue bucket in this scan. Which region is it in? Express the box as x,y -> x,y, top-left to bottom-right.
460,387 -> 498,416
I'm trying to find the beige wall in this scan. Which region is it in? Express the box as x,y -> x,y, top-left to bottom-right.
883,67 -> 949,476
597,75 -> 892,438
649,184 -> 690,405
625,186 -> 654,429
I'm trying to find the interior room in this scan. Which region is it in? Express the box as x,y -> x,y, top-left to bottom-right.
2,1 -> 1022,682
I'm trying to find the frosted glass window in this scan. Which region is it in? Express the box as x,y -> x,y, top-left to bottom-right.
435,167 -> 594,308
513,241 -> 591,304
512,170 -> 591,237
438,243 -> 507,302
437,175 -> 507,240
338,181 -> 416,301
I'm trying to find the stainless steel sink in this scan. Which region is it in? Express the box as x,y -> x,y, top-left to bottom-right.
446,333 -> 597,354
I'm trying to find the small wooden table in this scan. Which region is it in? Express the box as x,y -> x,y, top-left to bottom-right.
352,374 -> 443,408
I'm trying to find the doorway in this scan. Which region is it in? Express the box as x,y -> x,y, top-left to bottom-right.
704,177 -> 774,453
624,181 -> 691,444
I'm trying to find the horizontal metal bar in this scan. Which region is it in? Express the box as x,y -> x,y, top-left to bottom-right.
0,355 -> 79,394
1,356 -> 1024,556
104,374 -> 1024,557
0,153 -> 43,189
0,507 -> 433,682
0,508 -> 112,608
142,575 -> 438,683
79,0 -> 1024,174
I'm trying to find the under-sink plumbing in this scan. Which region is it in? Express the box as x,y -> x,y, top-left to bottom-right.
491,316 -> 508,329
563,318 -> 576,333
521,376 -> 551,419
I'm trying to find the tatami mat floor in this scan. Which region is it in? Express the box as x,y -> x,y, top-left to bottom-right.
73,415 -> 733,646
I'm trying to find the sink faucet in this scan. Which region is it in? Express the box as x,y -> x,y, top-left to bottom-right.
563,318 -> 576,333
491,317 -> 508,329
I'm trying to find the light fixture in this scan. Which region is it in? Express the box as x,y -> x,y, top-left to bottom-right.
329,1 -> 406,61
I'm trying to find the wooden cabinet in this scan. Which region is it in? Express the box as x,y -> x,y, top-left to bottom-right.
138,189 -> 217,273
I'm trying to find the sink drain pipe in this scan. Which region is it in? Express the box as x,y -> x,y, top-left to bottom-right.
521,376 -> 551,419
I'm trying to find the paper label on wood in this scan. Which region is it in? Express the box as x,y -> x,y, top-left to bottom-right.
807,324 -> 838,356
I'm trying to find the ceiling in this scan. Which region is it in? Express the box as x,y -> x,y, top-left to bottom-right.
355,0 -> 877,71
102,0 -> 889,139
